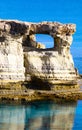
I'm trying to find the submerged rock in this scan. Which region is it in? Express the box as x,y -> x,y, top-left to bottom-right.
0,19 -> 79,85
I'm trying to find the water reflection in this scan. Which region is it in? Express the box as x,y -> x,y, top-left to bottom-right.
73,100 -> 82,130
0,101 -> 77,130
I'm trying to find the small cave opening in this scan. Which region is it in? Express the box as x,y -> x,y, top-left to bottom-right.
35,34 -> 54,49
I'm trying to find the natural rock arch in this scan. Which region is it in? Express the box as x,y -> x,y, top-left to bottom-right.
0,20 -> 78,84
22,22 -> 75,55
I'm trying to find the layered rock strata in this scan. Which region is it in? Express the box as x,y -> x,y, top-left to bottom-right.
0,20 -> 78,84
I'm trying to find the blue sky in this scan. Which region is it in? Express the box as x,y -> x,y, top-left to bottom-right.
0,0 -> 82,57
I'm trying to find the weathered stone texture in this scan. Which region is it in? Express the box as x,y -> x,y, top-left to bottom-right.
0,20 -> 78,84
24,49 -> 77,84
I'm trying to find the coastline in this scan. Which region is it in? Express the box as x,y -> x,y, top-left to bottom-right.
0,20 -> 80,103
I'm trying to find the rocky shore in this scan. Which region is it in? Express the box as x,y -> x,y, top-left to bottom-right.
0,80 -> 81,102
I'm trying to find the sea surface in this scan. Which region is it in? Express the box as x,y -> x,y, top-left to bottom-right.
74,57 -> 82,74
0,100 -> 82,130
0,57 -> 82,130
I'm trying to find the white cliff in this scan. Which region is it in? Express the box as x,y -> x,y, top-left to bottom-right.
0,20 -> 78,84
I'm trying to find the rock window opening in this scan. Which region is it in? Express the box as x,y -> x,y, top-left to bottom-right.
35,34 -> 54,49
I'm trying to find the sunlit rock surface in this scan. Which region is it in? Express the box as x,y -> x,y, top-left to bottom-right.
0,20 -> 78,84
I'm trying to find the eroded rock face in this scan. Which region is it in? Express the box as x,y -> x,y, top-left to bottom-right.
0,33 -> 25,82
0,20 -> 78,84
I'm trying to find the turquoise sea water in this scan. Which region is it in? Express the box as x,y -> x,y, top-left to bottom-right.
0,57 -> 82,130
0,100 -> 81,130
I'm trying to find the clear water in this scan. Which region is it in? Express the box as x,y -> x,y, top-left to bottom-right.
0,101 -> 79,130
0,57 -> 82,130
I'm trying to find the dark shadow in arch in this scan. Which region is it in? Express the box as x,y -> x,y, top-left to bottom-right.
22,34 -> 54,49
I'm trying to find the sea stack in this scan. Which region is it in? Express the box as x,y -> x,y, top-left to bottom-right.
0,20 -> 78,84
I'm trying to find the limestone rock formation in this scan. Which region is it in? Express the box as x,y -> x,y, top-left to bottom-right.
0,19 -> 78,84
